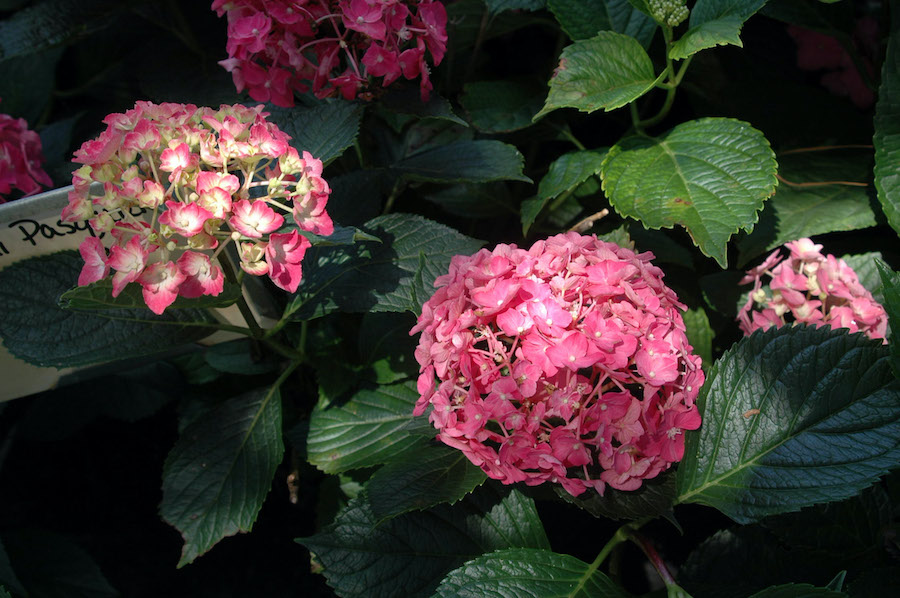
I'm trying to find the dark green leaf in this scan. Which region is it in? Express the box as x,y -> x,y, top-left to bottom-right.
536,31 -> 662,119
435,547 -> 631,598
683,307 -> 714,369
0,47 -> 62,124
367,444 -> 487,521
601,118 -> 777,267
391,140 -> 531,183
358,311 -> 419,382
325,169 -> 386,227
736,150 -> 878,267
485,0 -> 546,14
204,339 -> 281,376
876,260 -> 900,371
558,468 -> 677,520
748,584 -> 847,598
0,0 -> 124,62
874,3 -> 900,239
0,251 -> 216,367
59,278 -> 242,311
676,325 -> 900,524
379,88 -> 468,126
298,484 -> 549,598
607,0 -> 657,48
306,381 -> 434,474
669,0 -> 770,60
0,529 -> 118,598
160,384 -> 284,566
523,149 -> 607,235
460,80 -> 544,132
265,100 -> 363,163
285,214 -> 483,320
547,0 -> 612,41
424,183 -> 514,218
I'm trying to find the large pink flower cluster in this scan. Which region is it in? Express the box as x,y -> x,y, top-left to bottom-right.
738,238 -> 887,341
213,0 -> 448,105
410,233 -> 704,497
0,103 -> 53,202
61,101 -> 331,314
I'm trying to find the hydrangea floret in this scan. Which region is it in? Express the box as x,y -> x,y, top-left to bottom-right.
212,0 -> 448,105
410,232 -> 704,497
0,101 -> 53,201
737,238 -> 888,341
61,101 -> 331,315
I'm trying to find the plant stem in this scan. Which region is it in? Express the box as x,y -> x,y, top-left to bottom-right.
382,178 -> 402,215
634,25 -> 691,132
558,125 -> 586,151
219,255 -> 264,339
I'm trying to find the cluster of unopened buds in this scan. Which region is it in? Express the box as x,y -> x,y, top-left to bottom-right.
61,101 -> 331,315
0,101 -> 53,202
213,0 -> 448,105
411,233 -> 704,497
648,0 -> 689,28
737,238 -> 887,341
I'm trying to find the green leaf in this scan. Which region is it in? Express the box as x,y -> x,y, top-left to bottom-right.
668,0 -> 770,60
547,0 -> 612,40
0,529 -> 118,598
285,214 -> 483,320
607,0 -> 657,48
460,80 -> 545,132
160,384 -> 284,566
523,149 -> 607,235
876,260 -> 900,370
558,468 -> 677,521
306,381 -> 434,474
601,117 -> 778,267
0,0 -> 125,62
391,140 -> 531,183
379,88 -> 468,126
204,339 -> 281,376
0,46 -> 62,124
265,100 -> 363,163
747,584 -> 847,598
0,251 -> 215,368
736,150 -> 878,267
535,31 -> 662,119
424,183 -> 514,219
435,548 -> 631,598
874,3 -> 900,239
325,169 -> 386,227
367,444 -> 487,522
358,311 -> 419,383
485,0 -> 546,14
683,307 -> 714,369
298,484 -> 549,598
59,278 -> 242,311
676,325 -> 900,524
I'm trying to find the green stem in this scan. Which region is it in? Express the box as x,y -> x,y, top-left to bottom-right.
627,528 -> 692,597
219,256 -> 264,339
559,126 -> 586,151
573,518 -> 648,594
463,7 -> 491,83
634,25 -> 691,131
382,178 -> 403,215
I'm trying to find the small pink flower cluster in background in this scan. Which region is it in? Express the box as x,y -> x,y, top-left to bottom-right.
0,102 -> 53,202
410,233 -> 704,497
738,238 -> 887,341
213,0 -> 448,105
62,101 -> 332,315
788,17 -> 879,109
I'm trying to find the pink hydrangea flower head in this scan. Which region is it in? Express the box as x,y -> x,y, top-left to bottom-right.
61,100 -> 331,313
0,103 -> 53,202
737,238 -> 888,342
212,0 -> 449,105
410,233 -> 704,496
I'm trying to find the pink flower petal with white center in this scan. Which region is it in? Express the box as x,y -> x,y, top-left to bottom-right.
138,261 -> 186,315
635,340 -> 679,385
77,237 -> 109,286
177,251 -> 224,298
197,187 -> 232,219
240,241 -> 269,276
107,235 -> 149,297
159,142 -> 193,172
230,199 -> 284,238
265,229 -> 311,293
195,171 -> 240,195
158,200 -> 214,237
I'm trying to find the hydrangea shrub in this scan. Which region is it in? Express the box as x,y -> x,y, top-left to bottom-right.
0,103 -> 52,201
